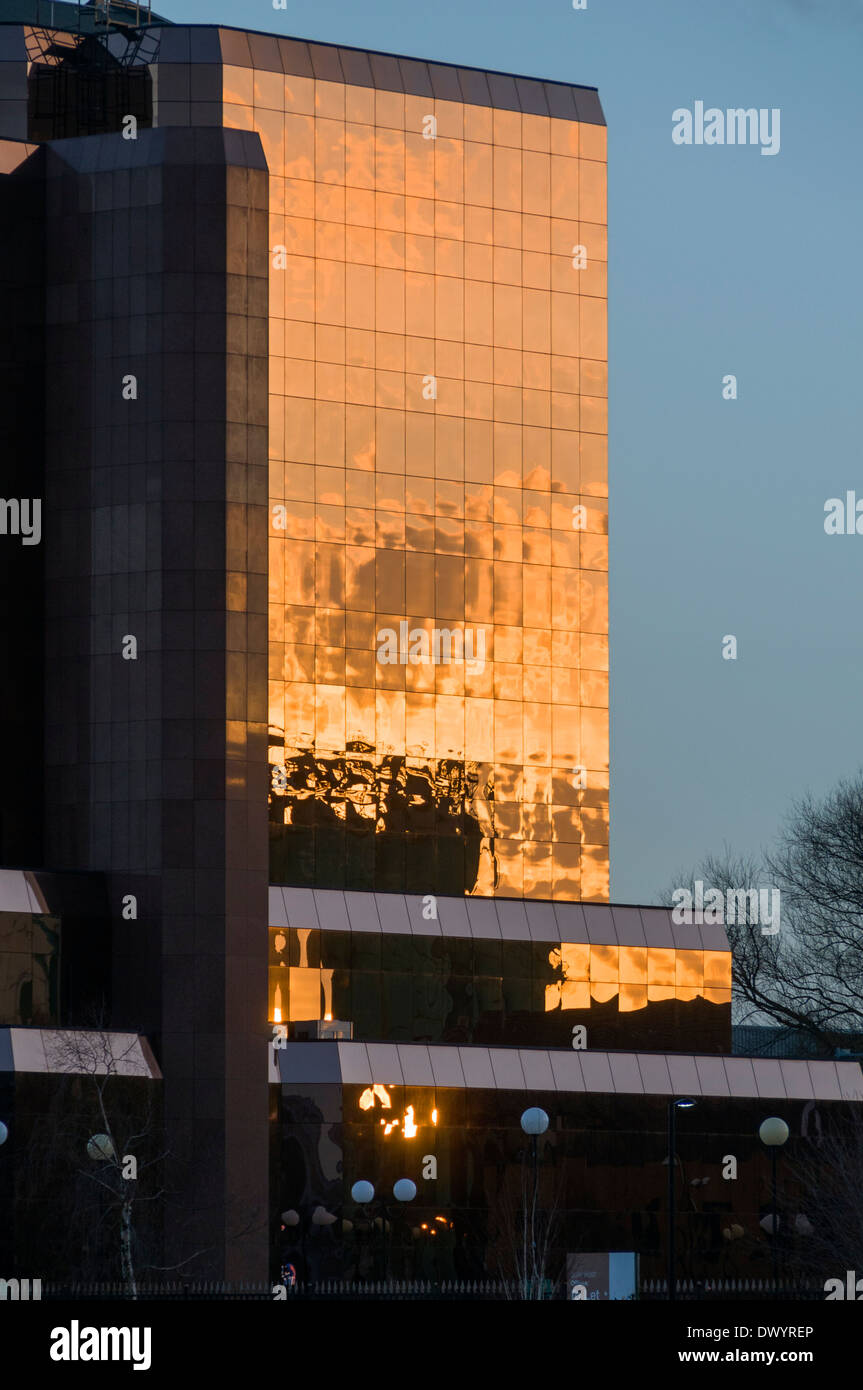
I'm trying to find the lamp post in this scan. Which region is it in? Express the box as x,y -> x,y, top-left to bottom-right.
759,1117 -> 789,1296
351,1178 -> 415,1280
350,1180 -> 378,1278
667,1098 -> 696,1301
520,1107 -> 549,1300
86,1133 -> 116,1162
280,1205 -> 335,1282
392,1178 -> 417,1278
280,1207 -> 301,1283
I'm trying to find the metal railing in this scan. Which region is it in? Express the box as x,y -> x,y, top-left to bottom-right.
32,1276 -> 827,1301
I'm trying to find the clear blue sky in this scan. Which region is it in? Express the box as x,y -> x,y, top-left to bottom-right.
166,0 -> 863,903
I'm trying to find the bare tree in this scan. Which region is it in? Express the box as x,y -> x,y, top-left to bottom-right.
18,1021 -> 264,1290
785,1105 -> 863,1281
43,1030 -> 159,1295
487,1138 -> 566,1299
22,1027 -> 165,1296
663,775 -> 863,1052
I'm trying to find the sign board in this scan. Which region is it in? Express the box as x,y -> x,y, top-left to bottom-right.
567,1251 -> 638,1301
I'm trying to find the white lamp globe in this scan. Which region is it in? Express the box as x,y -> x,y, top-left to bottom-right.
759,1117 -> 789,1147
351,1180 -> 375,1204
520,1107 -> 549,1136
393,1178 -> 416,1202
86,1133 -> 115,1162
0,1121 -> 8,1146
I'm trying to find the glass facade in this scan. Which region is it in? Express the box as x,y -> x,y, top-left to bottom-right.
225,59 -> 608,898
4,17 -> 861,1297
277,1083 -> 823,1284
0,910 -> 60,1025
269,924 -> 732,1052
0,1070 -> 164,1280
25,28 -> 154,141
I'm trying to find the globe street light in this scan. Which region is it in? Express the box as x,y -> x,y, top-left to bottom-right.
520,1107 -> 549,1137
0,1121 -> 8,1146
86,1133 -> 116,1162
352,1178 -> 415,1279
280,1206 -> 334,1283
759,1117 -> 789,1296
520,1107 -> 549,1299
667,1098 -> 697,1301
350,1180 -> 378,1277
391,1179 -> 417,1277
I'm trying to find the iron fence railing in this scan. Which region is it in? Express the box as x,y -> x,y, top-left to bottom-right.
19,1276 -> 827,1301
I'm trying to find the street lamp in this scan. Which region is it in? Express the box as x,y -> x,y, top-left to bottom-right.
279,1209 -> 300,1283
0,1121 -> 8,1146
759,1117 -> 789,1296
391,1179 -> 417,1276
280,1206 -> 335,1282
350,1180 -> 378,1278
520,1107 -> 549,1300
351,1178 -> 415,1279
86,1133 -> 116,1162
667,1098 -> 697,1301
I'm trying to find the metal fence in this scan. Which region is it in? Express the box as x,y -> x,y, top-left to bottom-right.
30,1276 -> 827,1301
39,1278 -> 519,1301
641,1278 -> 824,1301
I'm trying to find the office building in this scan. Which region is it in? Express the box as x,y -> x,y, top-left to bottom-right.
0,2 -> 857,1290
